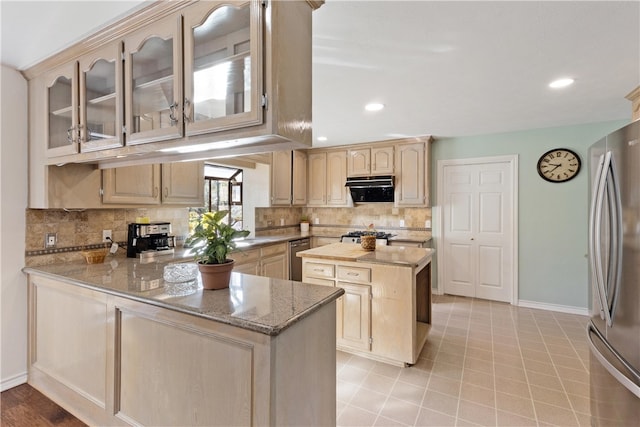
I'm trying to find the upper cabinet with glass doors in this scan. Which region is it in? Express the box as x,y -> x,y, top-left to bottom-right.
45,61 -> 79,157
183,1 -> 262,136
44,45 -> 124,157
123,14 -> 183,145
79,43 -> 124,152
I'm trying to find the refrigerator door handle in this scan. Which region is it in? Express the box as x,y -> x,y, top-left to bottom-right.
588,323 -> 640,398
591,152 -> 612,324
606,153 -> 623,324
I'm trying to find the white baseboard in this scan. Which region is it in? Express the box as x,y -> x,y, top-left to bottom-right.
518,300 -> 589,316
1,372 -> 27,392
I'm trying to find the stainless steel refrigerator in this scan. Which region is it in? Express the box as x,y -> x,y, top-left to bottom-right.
588,119 -> 640,426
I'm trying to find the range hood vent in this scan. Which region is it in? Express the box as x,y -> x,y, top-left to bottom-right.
345,175 -> 394,203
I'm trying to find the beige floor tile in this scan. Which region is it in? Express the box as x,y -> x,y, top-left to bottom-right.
493,351 -> 525,368
520,347 -> 553,363
349,388 -> 387,415
465,346 -> 493,362
421,389 -> 459,416
525,370 -> 563,390
371,361 -> 401,379
426,374 -> 461,398
390,380 -> 425,406
495,376 -> 531,398
361,372 -> 396,395
554,365 -> 589,384
495,391 -> 536,419
373,415 -> 406,426
338,379 -> 361,403
398,367 -> 430,388
496,409 -> 537,426
337,405 -> 378,427
567,392 -> 590,414
339,365 -> 371,385
534,400 -> 580,426
494,362 -> 528,383
379,397 -> 421,426
560,377 -> 590,398
523,357 -> 555,374
414,407 -> 456,426
461,367 -> 495,390
457,400 -> 497,425
529,383 -> 571,408
464,355 -> 494,373
431,360 -> 464,381
460,382 -> 495,408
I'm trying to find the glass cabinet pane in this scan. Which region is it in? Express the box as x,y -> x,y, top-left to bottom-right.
131,37 -> 175,134
191,4 -> 251,123
48,76 -> 74,149
84,59 -> 117,141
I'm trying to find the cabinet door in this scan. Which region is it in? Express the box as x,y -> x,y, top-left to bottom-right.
371,146 -> 394,175
271,150 -> 292,205
261,254 -> 287,280
326,150 -> 349,206
161,161 -> 204,205
395,142 -> 426,206
336,282 -> 371,351
307,152 -> 327,206
123,16 -> 183,145
183,1 -> 262,136
292,150 -> 307,205
347,148 -> 370,177
78,43 -> 124,152
45,61 -> 79,157
234,261 -> 260,275
102,164 -> 161,204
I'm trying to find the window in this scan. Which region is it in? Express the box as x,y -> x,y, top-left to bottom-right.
189,164 -> 243,230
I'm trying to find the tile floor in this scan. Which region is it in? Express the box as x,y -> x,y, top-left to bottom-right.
336,294 -> 591,426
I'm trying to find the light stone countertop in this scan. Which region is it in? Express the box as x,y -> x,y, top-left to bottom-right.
297,243 -> 434,268
23,252 -> 344,336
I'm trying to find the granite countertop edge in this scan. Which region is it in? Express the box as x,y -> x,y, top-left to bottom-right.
23,264 -> 344,337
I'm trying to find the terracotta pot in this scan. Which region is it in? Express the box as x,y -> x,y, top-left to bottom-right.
198,260 -> 235,290
360,235 -> 376,251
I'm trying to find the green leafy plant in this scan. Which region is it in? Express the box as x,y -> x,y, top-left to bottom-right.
185,210 -> 250,265
300,214 -> 310,223
363,223 -> 377,235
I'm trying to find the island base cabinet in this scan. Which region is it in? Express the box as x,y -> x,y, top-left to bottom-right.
27,274 -> 337,427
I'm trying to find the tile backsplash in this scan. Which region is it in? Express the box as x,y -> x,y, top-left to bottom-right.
25,208 -> 190,266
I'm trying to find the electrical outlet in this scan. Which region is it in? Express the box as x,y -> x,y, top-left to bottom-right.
102,229 -> 112,242
45,233 -> 57,248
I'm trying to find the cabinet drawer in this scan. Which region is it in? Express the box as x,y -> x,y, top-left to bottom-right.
232,248 -> 261,263
303,277 -> 334,287
261,243 -> 287,257
337,266 -> 371,283
304,262 -> 335,279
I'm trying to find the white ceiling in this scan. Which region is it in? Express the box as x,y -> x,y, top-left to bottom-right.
2,1 -> 639,148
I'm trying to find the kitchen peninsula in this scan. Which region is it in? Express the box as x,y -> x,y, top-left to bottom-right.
23,257 -> 343,427
298,243 -> 434,366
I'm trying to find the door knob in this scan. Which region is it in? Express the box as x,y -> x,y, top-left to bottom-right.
470,238 -> 475,241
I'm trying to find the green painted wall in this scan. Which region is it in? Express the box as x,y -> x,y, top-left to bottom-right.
431,119 -> 629,309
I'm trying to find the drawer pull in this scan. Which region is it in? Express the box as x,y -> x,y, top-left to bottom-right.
313,268 -> 324,272
347,272 -> 359,276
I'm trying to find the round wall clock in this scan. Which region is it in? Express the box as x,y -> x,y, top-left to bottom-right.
537,148 -> 581,183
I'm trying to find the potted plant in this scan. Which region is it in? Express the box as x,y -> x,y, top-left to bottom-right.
185,210 -> 250,290
300,214 -> 311,233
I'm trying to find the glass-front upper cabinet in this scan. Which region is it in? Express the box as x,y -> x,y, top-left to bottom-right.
45,61 -> 79,157
123,15 -> 183,145
79,44 -> 124,152
183,0 -> 263,137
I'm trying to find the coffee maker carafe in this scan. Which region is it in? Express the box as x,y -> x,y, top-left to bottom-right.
127,222 -> 173,258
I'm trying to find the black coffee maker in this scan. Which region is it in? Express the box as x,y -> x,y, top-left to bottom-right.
126,222 -> 173,258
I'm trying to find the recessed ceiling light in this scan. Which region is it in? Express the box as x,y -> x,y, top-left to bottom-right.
365,103 -> 385,111
549,78 -> 575,88
317,136 -> 327,142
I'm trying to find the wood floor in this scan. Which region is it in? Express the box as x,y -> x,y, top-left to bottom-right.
1,384 -> 85,427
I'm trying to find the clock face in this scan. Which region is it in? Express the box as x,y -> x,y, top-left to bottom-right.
537,148 -> 581,183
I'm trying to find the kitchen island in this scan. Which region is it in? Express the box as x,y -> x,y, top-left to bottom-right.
23,257 -> 343,427
298,243 -> 434,366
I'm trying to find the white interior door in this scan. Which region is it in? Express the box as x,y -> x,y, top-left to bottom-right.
440,156 -> 517,303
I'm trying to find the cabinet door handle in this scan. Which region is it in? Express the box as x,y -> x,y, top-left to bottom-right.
347,272 -> 359,276
183,98 -> 192,123
153,187 -> 159,198
164,187 -> 168,198
169,101 -> 179,125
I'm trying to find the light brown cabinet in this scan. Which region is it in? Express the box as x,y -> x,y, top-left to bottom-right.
270,150 -> 307,206
232,242 -> 288,280
301,252 -> 432,366
395,140 -> 431,207
626,86 -> 640,120
102,161 -> 204,206
347,146 -> 394,177
307,150 -> 350,207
